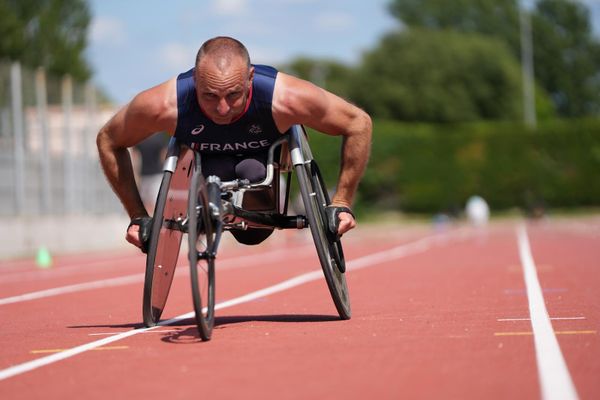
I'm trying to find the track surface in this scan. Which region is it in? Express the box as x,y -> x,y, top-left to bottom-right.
0,217 -> 598,399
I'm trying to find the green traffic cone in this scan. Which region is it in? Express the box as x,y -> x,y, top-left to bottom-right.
36,246 -> 53,269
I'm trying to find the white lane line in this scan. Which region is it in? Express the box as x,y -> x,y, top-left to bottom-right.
0,327 -> 149,381
0,245 -> 314,306
497,317 -> 586,322
0,253 -> 138,271
0,254 -> 143,284
516,224 -> 579,400
88,330 -> 180,336
0,229 -> 468,381
0,241 -> 317,284
0,274 -> 143,306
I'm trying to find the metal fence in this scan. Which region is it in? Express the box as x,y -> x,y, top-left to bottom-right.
0,61 -> 122,216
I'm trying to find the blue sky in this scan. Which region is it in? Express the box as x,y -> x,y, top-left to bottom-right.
86,0 -> 600,105
86,0 -> 397,104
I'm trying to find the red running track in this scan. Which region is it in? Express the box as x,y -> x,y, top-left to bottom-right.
0,217 -> 598,399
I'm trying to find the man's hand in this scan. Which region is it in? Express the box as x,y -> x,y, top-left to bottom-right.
126,217 -> 153,253
337,211 -> 356,236
326,206 -> 356,238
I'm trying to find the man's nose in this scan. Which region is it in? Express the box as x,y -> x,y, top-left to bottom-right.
217,98 -> 230,115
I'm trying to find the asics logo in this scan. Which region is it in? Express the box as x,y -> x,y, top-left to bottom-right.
191,125 -> 205,135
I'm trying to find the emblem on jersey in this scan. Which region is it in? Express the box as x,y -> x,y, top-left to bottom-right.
248,124 -> 263,134
191,125 -> 205,135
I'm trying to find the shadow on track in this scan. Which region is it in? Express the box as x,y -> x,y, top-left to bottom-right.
160,314 -> 341,344
215,314 -> 340,325
68,314 -> 339,344
68,322 -> 145,330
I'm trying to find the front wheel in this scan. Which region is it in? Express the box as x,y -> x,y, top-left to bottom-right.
143,148 -> 194,327
295,159 -> 351,320
188,164 -> 216,341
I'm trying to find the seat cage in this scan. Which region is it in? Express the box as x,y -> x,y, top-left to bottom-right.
163,125 -> 311,232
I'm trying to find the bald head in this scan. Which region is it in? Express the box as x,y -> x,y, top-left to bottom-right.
194,37 -> 254,125
195,36 -> 251,71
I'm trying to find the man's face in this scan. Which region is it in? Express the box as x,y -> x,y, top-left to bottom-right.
195,57 -> 253,125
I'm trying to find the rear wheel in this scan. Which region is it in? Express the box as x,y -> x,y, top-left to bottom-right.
188,164 -> 216,341
143,148 -> 193,327
295,159 -> 351,320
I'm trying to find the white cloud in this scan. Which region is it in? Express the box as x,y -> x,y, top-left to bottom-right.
90,16 -> 127,46
212,0 -> 248,16
314,12 -> 354,31
158,43 -> 196,72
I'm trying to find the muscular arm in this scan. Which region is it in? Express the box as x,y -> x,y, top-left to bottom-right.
96,79 -> 177,219
272,73 -> 372,232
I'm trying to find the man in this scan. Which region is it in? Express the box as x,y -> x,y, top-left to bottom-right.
97,36 -> 372,252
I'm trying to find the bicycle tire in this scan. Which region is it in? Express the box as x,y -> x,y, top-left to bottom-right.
295,158 -> 351,320
142,149 -> 193,327
188,164 -> 216,341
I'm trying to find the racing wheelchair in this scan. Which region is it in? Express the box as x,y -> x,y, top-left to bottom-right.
142,125 -> 350,340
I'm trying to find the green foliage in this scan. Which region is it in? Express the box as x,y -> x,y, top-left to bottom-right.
389,0 -> 521,52
308,119 -> 600,214
532,0 -> 600,116
0,0 -> 91,81
387,0 -> 600,118
279,57 -> 354,99
349,29 -> 523,122
0,1 -> 23,59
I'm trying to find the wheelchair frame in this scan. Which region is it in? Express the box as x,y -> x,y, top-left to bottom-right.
142,125 -> 351,340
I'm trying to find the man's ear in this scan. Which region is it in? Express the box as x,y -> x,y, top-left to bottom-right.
248,66 -> 255,85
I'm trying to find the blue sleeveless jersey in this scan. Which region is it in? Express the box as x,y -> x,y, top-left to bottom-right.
174,64 -> 282,154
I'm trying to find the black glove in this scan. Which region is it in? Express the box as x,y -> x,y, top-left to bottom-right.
128,216 -> 153,254
324,206 -> 355,239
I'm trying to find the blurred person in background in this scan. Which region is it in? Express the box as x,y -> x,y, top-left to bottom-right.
97,36 -> 371,252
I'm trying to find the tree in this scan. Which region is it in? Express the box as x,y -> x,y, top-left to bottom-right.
350,29 -> 523,122
389,0 -> 521,52
387,0 -> 600,117
0,1 -> 24,60
0,0 -> 91,80
280,57 -> 353,99
532,0 -> 600,116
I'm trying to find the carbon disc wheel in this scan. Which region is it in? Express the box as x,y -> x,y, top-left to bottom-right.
143,147 -> 194,327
